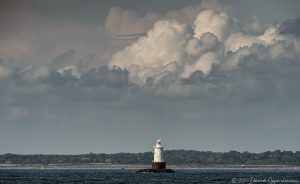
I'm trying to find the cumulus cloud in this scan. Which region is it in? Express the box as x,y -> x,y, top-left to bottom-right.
109,9 -> 241,86
2,0 -> 298,101
108,10 -> 233,85
193,10 -> 240,41
1,0 -> 300,114
108,8 -> 300,101
109,20 -> 191,85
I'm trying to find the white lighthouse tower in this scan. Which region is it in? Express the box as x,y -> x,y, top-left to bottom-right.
152,139 -> 166,170
137,138 -> 174,173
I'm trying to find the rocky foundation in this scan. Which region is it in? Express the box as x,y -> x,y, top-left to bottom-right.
136,168 -> 175,173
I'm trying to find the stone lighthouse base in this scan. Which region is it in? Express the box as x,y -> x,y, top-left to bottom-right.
136,162 -> 175,173
152,162 -> 166,170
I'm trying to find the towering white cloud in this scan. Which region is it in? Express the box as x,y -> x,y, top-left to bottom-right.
108,8 -> 300,88
109,10 -> 235,85
109,20 -> 191,85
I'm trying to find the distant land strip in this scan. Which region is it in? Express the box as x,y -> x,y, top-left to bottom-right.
0,150 -> 299,165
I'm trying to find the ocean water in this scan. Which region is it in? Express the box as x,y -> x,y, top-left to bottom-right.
0,168 -> 299,184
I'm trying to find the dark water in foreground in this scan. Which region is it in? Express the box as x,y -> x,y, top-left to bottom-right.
0,169 -> 299,184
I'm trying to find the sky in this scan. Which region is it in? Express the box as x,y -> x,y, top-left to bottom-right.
0,0 -> 300,154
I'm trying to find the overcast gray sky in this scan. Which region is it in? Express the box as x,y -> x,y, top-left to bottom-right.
0,0 -> 300,154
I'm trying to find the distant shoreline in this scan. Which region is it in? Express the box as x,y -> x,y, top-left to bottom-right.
1,164 -> 299,170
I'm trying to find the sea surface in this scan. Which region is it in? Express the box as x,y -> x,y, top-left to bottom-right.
0,168 -> 299,184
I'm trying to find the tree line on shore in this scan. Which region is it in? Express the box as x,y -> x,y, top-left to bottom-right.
1,150 -> 299,165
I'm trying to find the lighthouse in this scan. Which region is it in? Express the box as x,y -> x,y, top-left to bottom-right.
136,138 -> 174,173
152,139 -> 166,170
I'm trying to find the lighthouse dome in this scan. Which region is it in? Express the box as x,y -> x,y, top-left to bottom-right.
155,139 -> 163,147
